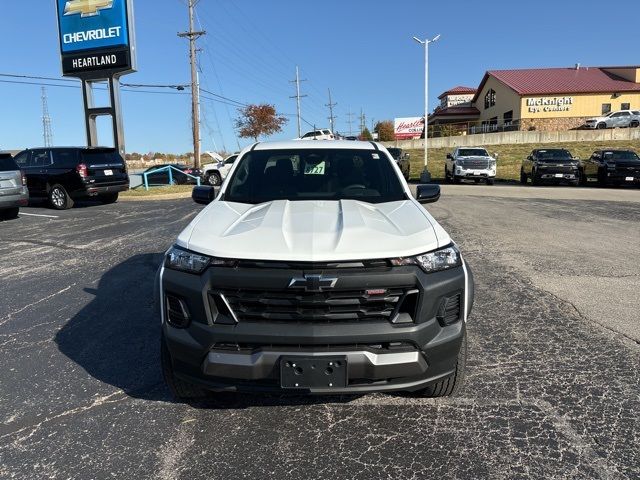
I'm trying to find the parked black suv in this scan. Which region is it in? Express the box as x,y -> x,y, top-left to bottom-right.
13,147 -> 129,209
520,148 -> 580,186
580,149 -> 640,187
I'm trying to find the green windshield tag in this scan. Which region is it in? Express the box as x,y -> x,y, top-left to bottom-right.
304,161 -> 325,175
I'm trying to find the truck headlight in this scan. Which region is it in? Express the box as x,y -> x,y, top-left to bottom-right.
391,245 -> 462,273
165,246 -> 235,274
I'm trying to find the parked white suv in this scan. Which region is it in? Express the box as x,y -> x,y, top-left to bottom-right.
201,154 -> 238,186
445,147 -> 497,185
158,140 -> 474,399
296,129 -> 335,141
584,110 -> 640,129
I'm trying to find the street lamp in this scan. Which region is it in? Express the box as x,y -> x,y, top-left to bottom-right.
413,34 -> 441,183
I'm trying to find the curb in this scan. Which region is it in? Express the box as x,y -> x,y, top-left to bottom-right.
119,193 -> 192,201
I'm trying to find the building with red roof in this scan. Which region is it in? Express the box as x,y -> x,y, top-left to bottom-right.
471,65 -> 640,131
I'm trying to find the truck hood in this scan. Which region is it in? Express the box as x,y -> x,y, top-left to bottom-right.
177,199 -> 449,262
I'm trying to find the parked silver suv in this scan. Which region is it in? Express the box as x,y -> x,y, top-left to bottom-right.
584,110 -> 640,129
0,153 -> 29,220
445,147 -> 497,185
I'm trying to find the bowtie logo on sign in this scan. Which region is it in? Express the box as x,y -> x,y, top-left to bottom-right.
64,0 -> 114,17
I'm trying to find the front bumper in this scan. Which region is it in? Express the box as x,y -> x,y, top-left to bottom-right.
0,187 -> 29,209
159,261 -> 474,394
455,167 -> 496,179
535,164 -> 579,181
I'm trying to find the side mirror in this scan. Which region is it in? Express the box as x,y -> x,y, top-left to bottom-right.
493,153 -> 499,159
446,153 -> 452,160
404,153 -> 410,160
192,186 -> 217,205
415,184 -> 440,204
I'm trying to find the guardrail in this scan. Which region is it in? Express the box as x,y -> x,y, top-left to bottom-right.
141,165 -> 201,191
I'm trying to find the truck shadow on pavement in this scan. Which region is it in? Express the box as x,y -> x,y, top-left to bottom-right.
55,253 -> 169,402
54,253 -> 359,408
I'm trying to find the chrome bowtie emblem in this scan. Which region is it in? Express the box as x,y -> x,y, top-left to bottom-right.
64,0 -> 114,17
288,274 -> 338,292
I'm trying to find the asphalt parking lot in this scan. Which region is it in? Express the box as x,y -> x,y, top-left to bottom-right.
0,186 -> 638,480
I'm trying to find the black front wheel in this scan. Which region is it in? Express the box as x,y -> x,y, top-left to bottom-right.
486,178 -> 495,186
520,169 -> 527,185
415,329 -> 467,398
161,335 -> 207,401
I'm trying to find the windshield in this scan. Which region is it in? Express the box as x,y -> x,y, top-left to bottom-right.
603,151 -> 640,161
458,148 -> 488,157
223,148 -> 407,205
535,149 -> 573,161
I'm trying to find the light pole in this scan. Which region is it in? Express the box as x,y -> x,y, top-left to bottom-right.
413,34 -> 440,183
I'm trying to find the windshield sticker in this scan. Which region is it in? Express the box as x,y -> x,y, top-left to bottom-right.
304,161 -> 325,175
372,153 -> 380,159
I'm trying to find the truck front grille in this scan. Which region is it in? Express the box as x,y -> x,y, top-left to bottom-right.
214,288 -> 415,323
458,158 -> 490,169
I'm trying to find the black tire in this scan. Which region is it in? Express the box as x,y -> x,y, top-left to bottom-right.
99,192 -> 119,204
569,180 -> 579,187
531,170 -> 541,186
161,335 -> 207,400
416,329 -> 467,398
453,175 -> 461,184
486,178 -> 495,186
0,207 -> 19,220
596,122 -> 607,130
579,170 -> 588,186
48,184 -> 74,210
597,169 -> 608,188
630,121 -> 639,128
207,172 -> 222,186
520,168 -> 527,185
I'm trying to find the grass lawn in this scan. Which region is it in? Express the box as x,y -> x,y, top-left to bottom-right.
405,139 -> 640,182
121,185 -> 195,197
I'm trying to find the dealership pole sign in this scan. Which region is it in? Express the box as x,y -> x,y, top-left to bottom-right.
56,0 -> 137,77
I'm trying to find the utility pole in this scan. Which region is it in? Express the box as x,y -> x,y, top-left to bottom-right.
360,109 -> 366,136
41,87 -> 53,147
289,66 -> 307,137
326,88 -> 337,133
346,108 -> 355,136
413,34 -> 441,183
178,0 -> 205,168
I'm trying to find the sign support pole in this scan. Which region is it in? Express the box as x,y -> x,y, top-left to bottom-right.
80,75 -> 126,156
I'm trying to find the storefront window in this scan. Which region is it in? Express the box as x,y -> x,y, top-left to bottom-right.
602,103 -> 612,115
621,103 -> 630,111
503,110 -> 513,125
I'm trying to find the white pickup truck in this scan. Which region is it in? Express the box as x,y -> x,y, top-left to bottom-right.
445,147 -> 497,185
201,154 -> 238,186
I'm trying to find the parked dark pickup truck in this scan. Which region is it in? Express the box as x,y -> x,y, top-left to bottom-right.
580,149 -> 640,187
520,149 -> 580,186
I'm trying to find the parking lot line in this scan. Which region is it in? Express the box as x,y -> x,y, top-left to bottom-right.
19,213 -> 59,219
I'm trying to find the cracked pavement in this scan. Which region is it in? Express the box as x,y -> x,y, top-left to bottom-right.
0,186 -> 638,479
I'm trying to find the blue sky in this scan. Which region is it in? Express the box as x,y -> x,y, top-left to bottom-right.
1,0 -> 639,154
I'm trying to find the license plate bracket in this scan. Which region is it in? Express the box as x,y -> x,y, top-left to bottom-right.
625,176 -> 634,181
280,356 -> 347,389
104,169 -> 113,176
